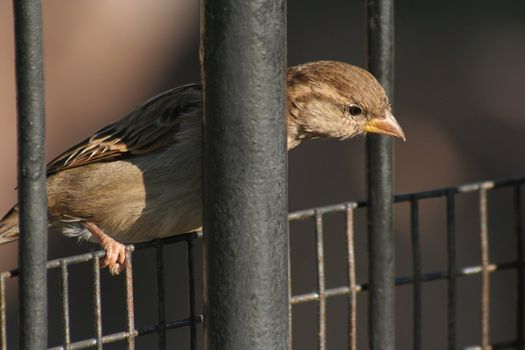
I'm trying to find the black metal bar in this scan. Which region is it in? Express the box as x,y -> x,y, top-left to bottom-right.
366,0 -> 396,348
315,212 -> 327,350
480,188 -> 491,349
286,178 -> 525,222
137,316 -> 203,336
134,232 -> 200,249
187,237 -> 198,350
13,1 -> 47,349
446,192 -> 457,350
92,256 -> 103,350
515,185 -> 524,348
60,261 -> 71,350
410,200 -> 422,350
201,0 -> 288,349
290,259 -> 521,305
4,233 -> 198,278
155,241 -> 166,350
345,205 -> 357,350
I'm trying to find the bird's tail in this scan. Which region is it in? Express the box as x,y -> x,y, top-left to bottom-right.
0,205 -> 20,244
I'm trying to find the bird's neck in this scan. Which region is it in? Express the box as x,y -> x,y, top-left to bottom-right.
287,112 -> 310,150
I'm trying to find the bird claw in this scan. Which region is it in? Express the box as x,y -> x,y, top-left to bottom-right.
109,262 -> 122,276
83,221 -> 127,276
100,239 -> 127,276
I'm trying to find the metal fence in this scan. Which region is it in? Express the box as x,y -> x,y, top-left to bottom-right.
2,233 -> 202,350
5,0 -> 524,349
2,177 -> 524,349
288,177 -> 525,350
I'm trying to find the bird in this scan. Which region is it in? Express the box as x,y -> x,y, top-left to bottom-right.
0,60 -> 405,275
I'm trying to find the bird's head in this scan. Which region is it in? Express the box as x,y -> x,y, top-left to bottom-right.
287,60 -> 405,148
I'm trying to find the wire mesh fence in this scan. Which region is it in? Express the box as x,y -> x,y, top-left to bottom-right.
289,177 -> 525,350
1,177 -> 524,349
1,233 -> 203,350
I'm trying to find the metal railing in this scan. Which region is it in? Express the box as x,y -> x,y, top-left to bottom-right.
288,177 -> 525,350
366,0 -> 396,348
2,177 -> 524,349
9,0 -> 523,349
2,233 -> 202,350
13,1 -> 48,349
200,0 -> 288,348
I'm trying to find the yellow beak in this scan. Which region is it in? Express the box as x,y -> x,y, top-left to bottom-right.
365,111 -> 406,141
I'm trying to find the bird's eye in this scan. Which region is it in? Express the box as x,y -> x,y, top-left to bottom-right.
346,105 -> 362,116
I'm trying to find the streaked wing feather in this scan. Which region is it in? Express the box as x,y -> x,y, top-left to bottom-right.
47,84 -> 201,174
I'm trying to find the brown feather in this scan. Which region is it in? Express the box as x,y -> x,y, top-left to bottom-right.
0,206 -> 19,243
47,83 -> 201,174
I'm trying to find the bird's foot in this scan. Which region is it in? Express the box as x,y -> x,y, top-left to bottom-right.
83,221 -> 127,276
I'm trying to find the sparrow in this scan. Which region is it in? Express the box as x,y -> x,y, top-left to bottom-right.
0,60 -> 405,275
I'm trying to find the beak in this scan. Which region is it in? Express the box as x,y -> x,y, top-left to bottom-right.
365,111 -> 406,141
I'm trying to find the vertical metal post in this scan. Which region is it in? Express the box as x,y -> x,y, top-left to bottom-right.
155,242 -> 166,350
366,0 -> 396,349
446,192 -> 457,350
13,1 -> 47,349
187,238 -> 198,350
125,249 -> 136,350
345,205 -> 357,350
410,199 -> 421,350
314,212 -> 327,350
1,273 -> 7,350
515,186 -> 524,348
59,261 -> 71,350
201,0 -> 288,349
479,189 -> 491,349
92,257 -> 103,350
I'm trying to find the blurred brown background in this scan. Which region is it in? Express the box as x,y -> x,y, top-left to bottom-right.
1,0 -> 524,349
